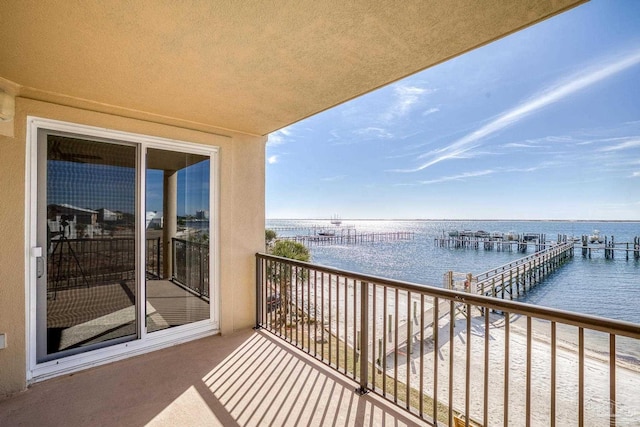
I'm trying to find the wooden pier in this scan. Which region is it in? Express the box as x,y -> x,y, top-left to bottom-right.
384,242 -> 575,361
435,231 -> 550,253
270,225 -> 356,234
437,231 -> 640,260
282,231 -> 414,246
473,242 -> 575,300
579,235 -> 640,260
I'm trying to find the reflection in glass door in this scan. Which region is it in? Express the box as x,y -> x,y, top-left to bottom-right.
36,133 -> 138,362
145,148 -> 210,333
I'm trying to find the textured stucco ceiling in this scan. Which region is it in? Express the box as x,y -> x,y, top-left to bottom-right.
0,0 -> 585,136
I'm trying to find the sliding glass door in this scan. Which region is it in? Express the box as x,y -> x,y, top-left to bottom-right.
145,148 -> 211,333
36,133 -> 138,362
32,120 -> 216,367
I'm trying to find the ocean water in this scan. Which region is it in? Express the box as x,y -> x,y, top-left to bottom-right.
266,219 -> 640,325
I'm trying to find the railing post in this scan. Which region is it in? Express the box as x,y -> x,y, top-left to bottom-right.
356,280 -> 369,395
156,237 -> 161,278
171,238 -> 176,281
254,254 -> 263,330
199,243 -> 205,296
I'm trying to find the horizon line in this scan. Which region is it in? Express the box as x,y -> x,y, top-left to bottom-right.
266,218 -> 640,223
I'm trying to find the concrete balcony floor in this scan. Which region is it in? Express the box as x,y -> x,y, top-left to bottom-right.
0,329 -> 428,426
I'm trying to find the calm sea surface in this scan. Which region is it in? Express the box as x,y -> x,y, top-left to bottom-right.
267,219 -> 640,325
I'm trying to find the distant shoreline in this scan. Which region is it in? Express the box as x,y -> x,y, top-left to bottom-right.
267,218 -> 640,223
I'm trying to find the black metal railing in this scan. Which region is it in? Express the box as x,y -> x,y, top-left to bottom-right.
47,237 -> 162,291
171,238 -> 209,298
256,253 -> 640,426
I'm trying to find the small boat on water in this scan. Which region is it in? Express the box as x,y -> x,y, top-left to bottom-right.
504,231 -> 518,241
330,214 -> 342,226
589,230 -> 604,244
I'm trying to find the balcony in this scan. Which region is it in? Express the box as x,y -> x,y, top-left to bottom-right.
0,329 -> 425,426
255,253 -> 640,426
3,253 -> 638,426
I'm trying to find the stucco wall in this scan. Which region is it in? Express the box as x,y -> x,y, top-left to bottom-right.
0,97 -> 266,397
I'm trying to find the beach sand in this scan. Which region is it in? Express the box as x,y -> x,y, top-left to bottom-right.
389,311 -> 640,426
299,275 -> 640,426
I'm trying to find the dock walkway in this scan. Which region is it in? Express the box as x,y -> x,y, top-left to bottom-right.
283,231 -> 414,246
385,241 -> 575,360
474,241 -> 574,299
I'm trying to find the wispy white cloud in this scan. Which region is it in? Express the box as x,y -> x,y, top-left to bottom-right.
353,127 -> 394,139
502,142 -> 540,148
267,125 -> 294,147
393,48 -> 640,173
267,155 -> 279,164
631,171 -> 640,178
597,138 -> 640,152
417,169 -> 495,185
422,107 -> 440,116
381,84 -> 433,122
321,175 -> 346,182
576,136 -> 636,146
279,126 -> 292,136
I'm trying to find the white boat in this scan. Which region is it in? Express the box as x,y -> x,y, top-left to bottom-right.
589,230 -> 604,244
330,214 -> 342,226
504,231 -> 518,241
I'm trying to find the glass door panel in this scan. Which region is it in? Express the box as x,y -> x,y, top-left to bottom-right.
36,133 -> 138,362
145,148 -> 210,333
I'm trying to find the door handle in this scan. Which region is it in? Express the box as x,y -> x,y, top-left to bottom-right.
32,247 -> 44,279
37,257 -> 45,279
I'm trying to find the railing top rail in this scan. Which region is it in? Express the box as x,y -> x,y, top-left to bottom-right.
474,241 -> 573,281
257,252 -> 640,339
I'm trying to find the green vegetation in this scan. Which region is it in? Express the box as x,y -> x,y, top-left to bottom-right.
265,228 -> 277,246
271,240 -> 310,262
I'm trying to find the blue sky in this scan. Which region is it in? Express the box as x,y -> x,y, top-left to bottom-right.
266,1 -> 640,220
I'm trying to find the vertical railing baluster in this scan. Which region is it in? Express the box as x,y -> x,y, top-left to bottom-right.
406,291 -> 411,408
551,321 -> 556,427
344,276 -> 348,376
465,302 -> 471,426
504,311 -> 510,427
280,261 -> 285,339
526,316 -> 532,427
433,297 -> 439,425
321,272 -> 325,361
394,288 -> 399,403
156,237 -> 161,278
419,294 -> 424,419
449,300 -> 455,427
328,273 -> 332,366
255,255 -> 262,328
312,270 -> 317,357
610,334 -> 616,427
357,281 -> 369,395
372,283 -> 377,392
353,279 -> 357,378
294,265 -> 299,346
336,274 -> 340,370
383,286 -> 388,398
579,327 -> 584,427
484,305 -> 490,427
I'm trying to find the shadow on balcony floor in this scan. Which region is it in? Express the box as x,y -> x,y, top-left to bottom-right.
0,329 -> 429,426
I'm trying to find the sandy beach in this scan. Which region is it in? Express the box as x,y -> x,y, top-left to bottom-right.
289,273 -> 640,426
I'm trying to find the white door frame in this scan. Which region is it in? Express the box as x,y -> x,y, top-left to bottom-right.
25,116 -> 221,383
